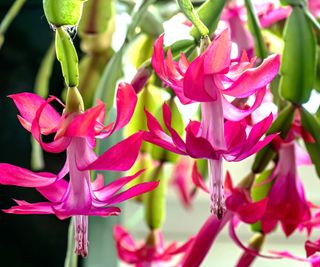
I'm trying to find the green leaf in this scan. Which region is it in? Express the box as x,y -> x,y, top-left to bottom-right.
189,0 -> 225,41
144,163 -> 169,229
177,0 -> 209,37
279,6 -> 317,104
55,27 -> 79,87
244,0 -> 268,59
300,107 -> 320,176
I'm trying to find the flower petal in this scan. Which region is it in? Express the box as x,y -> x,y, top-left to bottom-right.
184,55 -> 213,102
222,87 -> 266,121
9,92 -> 61,134
83,132 -> 144,171
4,200 -> 55,215
0,163 -> 57,187
93,170 -> 145,202
204,29 -> 231,74
222,54 -> 280,98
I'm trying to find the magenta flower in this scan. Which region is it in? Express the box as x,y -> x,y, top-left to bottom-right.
114,225 -> 193,266
144,102 -> 276,218
221,2 -> 290,54
151,29 -> 279,218
259,142 -> 311,237
0,83 -> 158,256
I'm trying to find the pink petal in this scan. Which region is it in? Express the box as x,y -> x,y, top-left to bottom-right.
9,93 -> 61,134
260,7 -> 291,28
204,29 -> 231,74
63,103 -> 105,144
36,179 -> 68,202
31,96 -> 71,153
222,87 -> 266,121
4,201 -> 55,215
92,174 -> 105,190
0,163 -> 56,187
151,35 -> 191,105
222,54 -> 280,98
83,132 -> 144,171
104,181 -> 159,205
185,121 -> 217,159
93,170 -> 145,202
162,103 -> 187,151
191,162 -> 209,193
144,109 -> 186,155
184,55 -> 213,102
110,82 -> 137,134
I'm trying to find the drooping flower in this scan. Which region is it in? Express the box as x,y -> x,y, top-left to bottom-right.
114,225 -> 193,267
144,102 -> 276,218
151,29 -> 279,218
259,143 -> 311,237
0,83 -> 158,256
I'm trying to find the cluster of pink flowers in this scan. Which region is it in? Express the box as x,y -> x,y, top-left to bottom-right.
1,0 -> 320,266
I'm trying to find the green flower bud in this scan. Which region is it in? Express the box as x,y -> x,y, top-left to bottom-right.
43,0 -> 85,27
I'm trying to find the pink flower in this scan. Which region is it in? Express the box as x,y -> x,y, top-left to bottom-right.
144,102 -> 276,218
151,30 -> 279,218
114,225 -> 193,266
0,83 -> 159,256
259,142 -> 311,237
221,1 -> 290,55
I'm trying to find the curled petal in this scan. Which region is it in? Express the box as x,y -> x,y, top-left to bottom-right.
222,54 -> 280,98
184,55 -> 213,102
204,29 -> 231,74
9,92 -> 61,134
222,88 -> 266,121
185,121 -> 217,159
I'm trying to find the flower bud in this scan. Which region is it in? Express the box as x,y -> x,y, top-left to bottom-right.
131,67 -> 152,94
43,0 -> 85,27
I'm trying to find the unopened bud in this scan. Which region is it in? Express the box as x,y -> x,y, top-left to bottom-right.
131,67 -> 152,94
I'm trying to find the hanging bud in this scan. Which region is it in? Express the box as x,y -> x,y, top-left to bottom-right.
279,6 -> 316,104
43,0 -> 85,27
131,66 -> 152,94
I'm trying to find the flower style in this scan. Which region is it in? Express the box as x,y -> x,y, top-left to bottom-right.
151,29 -> 279,218
114,225 -> 193,267
0,83 -> 159,256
